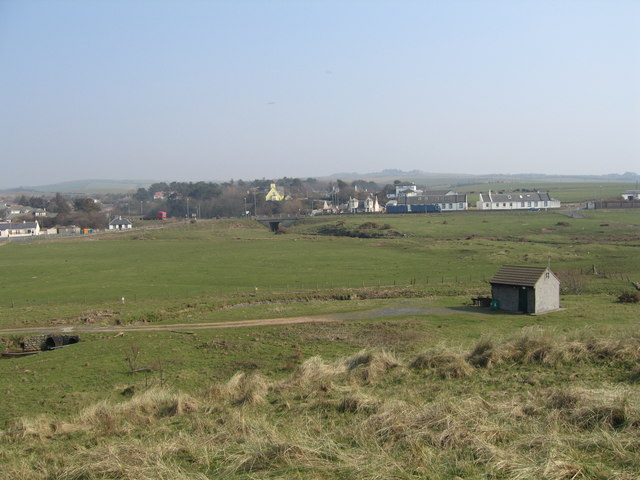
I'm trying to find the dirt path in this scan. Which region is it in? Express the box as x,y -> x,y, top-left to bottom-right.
0,305 -> 476,336
0,316 -> 342,336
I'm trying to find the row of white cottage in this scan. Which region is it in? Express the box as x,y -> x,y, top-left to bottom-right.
476,191 -> 561,210
386,188 -> 561,212
0,217 -> 133,238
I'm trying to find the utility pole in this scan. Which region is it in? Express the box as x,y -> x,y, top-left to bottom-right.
186,197 -> 190,218
253,191 -> 257,216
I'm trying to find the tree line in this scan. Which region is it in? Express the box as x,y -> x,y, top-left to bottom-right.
5,177 -> 406,226
9,193 -> 107,229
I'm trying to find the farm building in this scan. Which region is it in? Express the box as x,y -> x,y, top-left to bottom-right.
109,217 -> 133,230
490,265 -> 560,314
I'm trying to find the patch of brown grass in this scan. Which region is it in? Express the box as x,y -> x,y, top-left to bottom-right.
410,346 -> 474,379
342,349 -> 403,383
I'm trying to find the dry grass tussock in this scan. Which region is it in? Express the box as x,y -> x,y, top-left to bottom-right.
78,388 -> 200,433
542,387 -> 639,430
275,355 -> 339,396
338,391 -> 380,413
3,336 -> 640,479
410,346 -> 473,379
224,426 -> 339,474
341,348 -> 402,383
207,371 -> 269,406
56,437 -> 209,480
467,328 -> 640,368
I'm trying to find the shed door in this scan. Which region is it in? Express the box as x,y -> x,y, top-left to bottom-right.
518,287 -> 528,313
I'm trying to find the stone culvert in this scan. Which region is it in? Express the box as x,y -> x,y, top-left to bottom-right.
20,334 -> 80,352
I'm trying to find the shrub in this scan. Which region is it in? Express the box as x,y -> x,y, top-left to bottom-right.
358,222 -> 379,229
618,291 -> 639,303
557,269 -> 590,294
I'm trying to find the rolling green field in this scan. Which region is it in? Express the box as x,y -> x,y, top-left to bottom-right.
1,209 -> 639,478
454,182 -> 638,203
2,209 -> 639,317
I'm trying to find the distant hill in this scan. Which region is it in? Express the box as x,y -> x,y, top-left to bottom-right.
327,170 -> 639,186
2,171 -> 637,195
2,179 -> 155,194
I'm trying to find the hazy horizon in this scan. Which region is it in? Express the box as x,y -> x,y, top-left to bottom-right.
1,1 -> 638,189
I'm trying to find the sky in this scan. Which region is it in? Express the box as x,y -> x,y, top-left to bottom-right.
1,0 -> 639,188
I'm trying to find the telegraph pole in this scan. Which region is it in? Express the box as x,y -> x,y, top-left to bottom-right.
253,191 -> 257,216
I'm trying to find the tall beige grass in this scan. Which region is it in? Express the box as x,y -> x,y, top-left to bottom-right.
2,331 -> 640,479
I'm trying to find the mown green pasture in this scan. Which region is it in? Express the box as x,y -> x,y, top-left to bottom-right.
0,208 -> 638,424
0,209 -> 639,327
455,181 -> 637,203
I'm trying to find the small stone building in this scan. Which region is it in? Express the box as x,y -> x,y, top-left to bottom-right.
490,265 -> 560,314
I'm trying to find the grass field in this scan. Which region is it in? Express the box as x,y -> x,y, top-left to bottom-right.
1,208 -> 639,478
454,182 -> 638,203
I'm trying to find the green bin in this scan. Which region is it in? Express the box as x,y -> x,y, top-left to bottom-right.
490,299 -> 500,311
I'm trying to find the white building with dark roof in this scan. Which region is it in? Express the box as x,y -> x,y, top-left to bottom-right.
621,190 -> 640,201
476,191 -> 560,210
108,217 -> 133,230
0,221 -> 40,238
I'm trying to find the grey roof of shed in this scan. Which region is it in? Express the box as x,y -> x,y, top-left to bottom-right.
490,265 -> 551,287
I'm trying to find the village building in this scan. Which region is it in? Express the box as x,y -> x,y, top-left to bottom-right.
477,191 -> 561,210
387,191 -> 467,212
109,217 -> 133,230
153,190 -> 179,200
363,195 -> 382,213
57,225 -> 81,235
346,195 -> 383,213
265,183 -> 290,201
311,200 -> 338,215
0,221 -> 40,238
490,265 -> 560,314
387,184 -> 423,199
621,190 -> 640,201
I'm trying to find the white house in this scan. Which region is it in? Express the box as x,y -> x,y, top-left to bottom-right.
109,217 -> 133,230
388,184 -> 423,199
422,192 -> 467,211
347,195 -> 383,213
363,195 -> 382,213
476,191 -> 560,210
621,190 -> 640,201
0,221 -> 40,238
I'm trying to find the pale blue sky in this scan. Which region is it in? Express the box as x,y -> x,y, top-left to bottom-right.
1,0 -> 638,188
